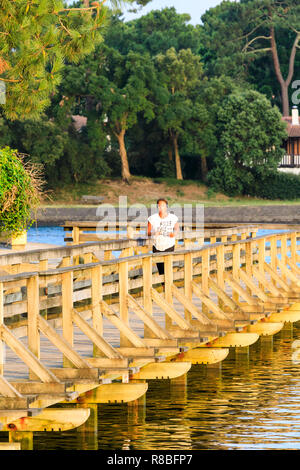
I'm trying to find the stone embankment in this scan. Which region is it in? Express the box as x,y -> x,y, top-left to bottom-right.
34,205 -> 300,226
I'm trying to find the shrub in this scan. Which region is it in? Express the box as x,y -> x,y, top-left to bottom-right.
0,146 -> 44,236
207,90 -> 288,196
246,171 -> 300,200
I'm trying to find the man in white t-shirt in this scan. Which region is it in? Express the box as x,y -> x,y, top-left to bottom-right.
147,198 -> 179,275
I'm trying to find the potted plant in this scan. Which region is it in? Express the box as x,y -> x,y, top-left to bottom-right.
0,146 -> 44,250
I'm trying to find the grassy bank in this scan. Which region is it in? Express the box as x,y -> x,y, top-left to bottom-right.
42,176 -> 300,207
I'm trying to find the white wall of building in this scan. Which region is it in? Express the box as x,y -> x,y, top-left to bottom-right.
278,167 -> 300,175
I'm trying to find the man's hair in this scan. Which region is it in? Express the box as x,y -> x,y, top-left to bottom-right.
156,197 -> 168,205
157,198 -> 168,206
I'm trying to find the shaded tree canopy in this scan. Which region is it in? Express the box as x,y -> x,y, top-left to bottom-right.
105,7 -> 202,56
207,89 -> 288,195
0,2 -> 296,197
200,0 -> 300,115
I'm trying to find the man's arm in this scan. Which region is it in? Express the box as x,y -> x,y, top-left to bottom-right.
147,222 -> 155,237
148,221 -> 161,237
169,222 -> 179,238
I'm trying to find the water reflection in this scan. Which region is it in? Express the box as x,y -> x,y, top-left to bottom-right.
26,322 -> 300,450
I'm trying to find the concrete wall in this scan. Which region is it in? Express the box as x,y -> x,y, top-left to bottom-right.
34,205 -> 300,226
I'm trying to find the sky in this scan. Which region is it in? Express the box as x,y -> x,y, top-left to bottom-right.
122,0 -> 224,25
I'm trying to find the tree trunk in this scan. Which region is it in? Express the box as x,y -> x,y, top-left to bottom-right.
116,128 -> 131,183
269,21 -> 300,117
201,153 -> 208,181
172,133 -> 183,180
281,82 -> 290,118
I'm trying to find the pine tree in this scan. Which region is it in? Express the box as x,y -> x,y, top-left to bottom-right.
0,0 -> 151,120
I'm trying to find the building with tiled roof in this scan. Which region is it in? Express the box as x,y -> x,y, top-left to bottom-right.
280,106 -> 300,172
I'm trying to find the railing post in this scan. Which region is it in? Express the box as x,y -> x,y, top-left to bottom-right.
119,259 -> 130,347
201,249 -> 209,315
143,256 -> 154,338
84,253 -> 93,264
184,251 -> 193,322
120,247 -> 134,258
39,258 -> 48,271
258,238 -> 266,291
73,226 -> 80,245
164,254 -> 173,330
270,236 -> 277,286
232,243 -> 240,303
197,234 -> 204,247
258,238 -> 265,273
291,232 -> 297,263
0,282 -> 4,375
62,256 -> 71,267
27,274 -> 40,379
104,250 -> 112,261
62,270 -> 74,367
184,227 -> 191,249
245,241 -> 253,295
245,241 -> 253,275
280,234 -> 287,283
91,265 -> 103,356
216,244 -> 225,308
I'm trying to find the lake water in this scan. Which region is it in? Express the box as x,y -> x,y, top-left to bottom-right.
27,226 -> 288,254
7,323 -> 300,451
28,225 -> 66,246
8,225 -> 300,451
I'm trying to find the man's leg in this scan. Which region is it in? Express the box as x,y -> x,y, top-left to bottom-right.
153,245 -> 164,275
153,245 -> 175,275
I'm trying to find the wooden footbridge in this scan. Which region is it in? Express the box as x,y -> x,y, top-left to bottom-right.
0,223 -> 300,449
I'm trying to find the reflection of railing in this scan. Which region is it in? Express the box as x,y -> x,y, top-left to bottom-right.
1,229 -> 300,448
280,154 -> 300,167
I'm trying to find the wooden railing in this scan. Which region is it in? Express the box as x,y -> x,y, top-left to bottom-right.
0,224 -> 261,273
280,154 -> 300,167
1,229 -> 300,354
63,221 -> 259,246
1,229 -> 300,446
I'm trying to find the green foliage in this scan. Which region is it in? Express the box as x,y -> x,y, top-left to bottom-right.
152,177 -> 202,187
199,0 -> 300,112
0,146 -> 43,235
60,124 -> 111,183
105,8 -> 201,56
245,171 -> 300,200
153,47 -> 204,178
1,2 -> 297,193
207,89 -> 288,196
60,36 -> 157,180
124,7 -> 201,55
206,187 -> 216,199
0,0 -> 109,120
154,153 -> 175,178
